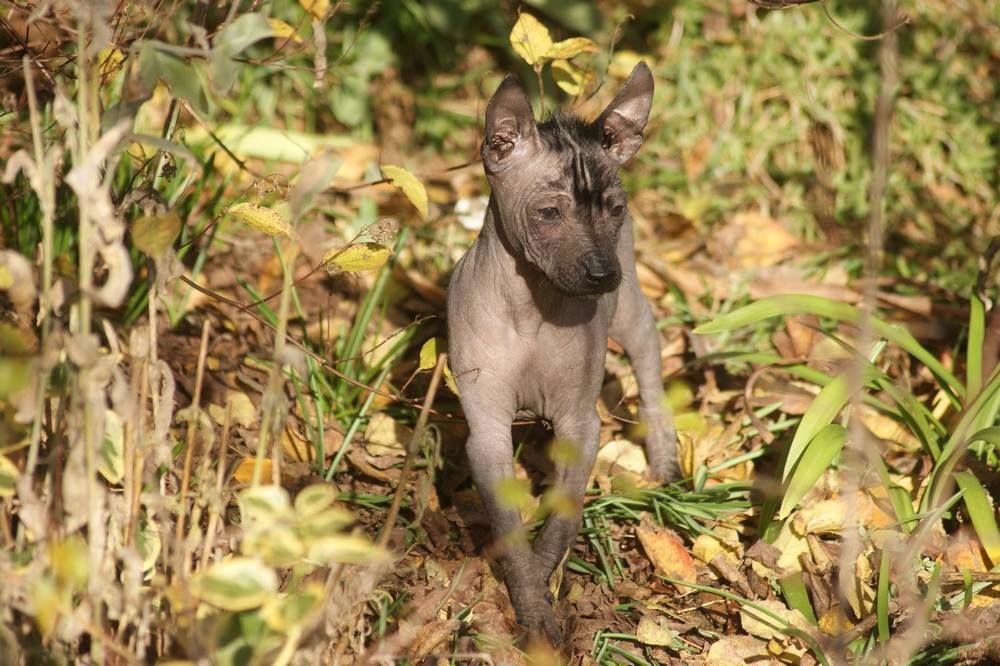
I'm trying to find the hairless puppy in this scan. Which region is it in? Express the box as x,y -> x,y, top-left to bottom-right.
447,62 -> 679,644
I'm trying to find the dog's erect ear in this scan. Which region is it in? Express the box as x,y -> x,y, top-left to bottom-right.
594,62 -> 654,164
482,76 -> 540,173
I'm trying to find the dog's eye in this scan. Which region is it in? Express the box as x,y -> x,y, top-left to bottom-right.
537,207 -> 561,223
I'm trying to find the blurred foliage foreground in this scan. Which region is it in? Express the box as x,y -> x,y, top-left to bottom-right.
1,0 -> 1000,664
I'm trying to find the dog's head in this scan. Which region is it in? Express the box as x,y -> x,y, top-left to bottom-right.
480,62 -> 653,298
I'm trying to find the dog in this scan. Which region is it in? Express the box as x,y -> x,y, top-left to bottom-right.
447,62 -> 678,643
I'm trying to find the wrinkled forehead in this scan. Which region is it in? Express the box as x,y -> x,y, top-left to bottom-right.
536,115 -> 620,201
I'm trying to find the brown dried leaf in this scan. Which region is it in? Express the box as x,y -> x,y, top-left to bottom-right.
636,516 -> 697,586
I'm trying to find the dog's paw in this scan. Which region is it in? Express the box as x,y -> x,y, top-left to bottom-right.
520,607 -> 563,648
643,414 -> 681,483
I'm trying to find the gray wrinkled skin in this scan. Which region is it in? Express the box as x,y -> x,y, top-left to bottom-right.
447,62 -> 679,645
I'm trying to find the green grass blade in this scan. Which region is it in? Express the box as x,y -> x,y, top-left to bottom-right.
954,471 -> 1000,565
967,294 -> 985,399
778,424 -> 846,519
783,370 -> 875,483
779,572 -> 817,625
694,294 -> 964,405
870,456 -> 917,532
923,368 -> 1000,513
877,549 -> 891,643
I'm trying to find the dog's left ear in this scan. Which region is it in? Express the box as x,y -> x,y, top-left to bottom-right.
594,62 -> 654,164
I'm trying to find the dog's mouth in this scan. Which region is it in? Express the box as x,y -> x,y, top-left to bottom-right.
549,270 -> 621,299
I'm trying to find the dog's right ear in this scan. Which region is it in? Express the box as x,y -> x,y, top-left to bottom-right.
482,76 -> 540,173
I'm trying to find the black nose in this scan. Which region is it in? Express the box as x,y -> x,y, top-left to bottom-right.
583,253 -> 615,284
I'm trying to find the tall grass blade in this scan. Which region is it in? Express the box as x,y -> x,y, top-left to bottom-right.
694,294 -> 964,406
778,424 -> 846,519
967,294 -> 985,399
954,471 -> 1000,565
783,370 -> 875,483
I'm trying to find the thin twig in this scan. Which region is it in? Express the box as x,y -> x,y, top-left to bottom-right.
377,353 -> 447,548
174,319 -> 211,570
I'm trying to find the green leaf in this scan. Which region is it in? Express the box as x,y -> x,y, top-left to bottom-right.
954,471 -> 1000,565
210,13 -> 275,93
242,525 -> 306,567
322,242 -> 391,273
239,485 -> 292,525
296,507 -> 355,539
381,165 -> 428,218
226,202 -> 291,237
510,12 -> 553,66
778,424 -> 846,519
260,584 -> 325,633
191,557 -> 278,611
293,484 -> 336,518
693,295 -> 964,405
138,41 -> 210,116
98,409 -> 125,484
0,454 -> 18,497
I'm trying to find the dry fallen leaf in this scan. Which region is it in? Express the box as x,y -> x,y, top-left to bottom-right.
594,439 -> 649,479
635,615 -> 680,647
739,599 -> 810,641
704,635 -> 772,666
636,516 -> 697,586
792,490 -> 897,535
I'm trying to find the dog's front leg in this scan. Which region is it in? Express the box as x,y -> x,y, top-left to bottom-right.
465,402 -> 560,644
611,280 -> 680,482
532,412 -> 602,582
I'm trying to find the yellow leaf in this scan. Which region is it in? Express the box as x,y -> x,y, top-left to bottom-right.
545,37 -> 598,60
132,211 -> 181,257
381,164 -> 428,218
0,454 -> 18,497
298,0 -> 329,20
419,337 -> 446,371
818,605 -> 854,637
322,242 -> 391,273
227,202 -> 291,237
234,458 -> 273,485
97,47 -> 126,78
443,363 -> 460,396
509,12 -> 553,66
551,59 -> 585,96
268,18 -> 303,43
